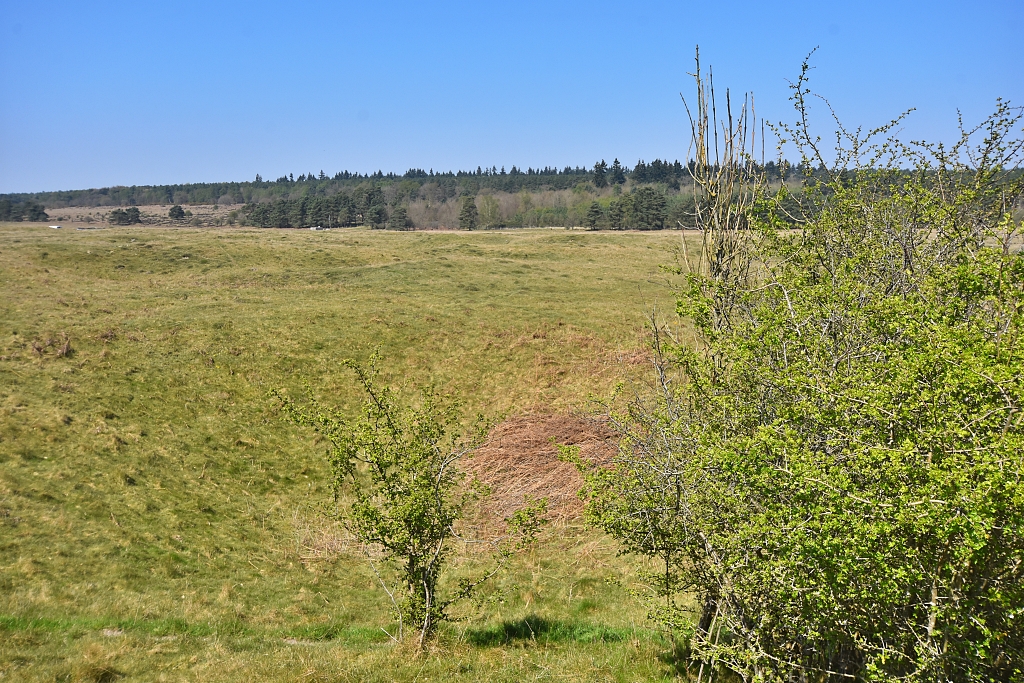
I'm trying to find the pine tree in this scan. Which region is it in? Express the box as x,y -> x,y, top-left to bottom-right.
458,196 -> 478,230
608,199 -> 623,229
585,201 -> 603,230
610,159 -> 626,185
389,205 -> 410,230
593,160 -> 608,188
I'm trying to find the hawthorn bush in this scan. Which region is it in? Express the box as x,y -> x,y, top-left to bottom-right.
274,356 -> 545,646
575,56 -> 1024,681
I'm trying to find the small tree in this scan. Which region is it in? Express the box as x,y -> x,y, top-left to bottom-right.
274,357 -> 545,646
366,203 -> 387,229
458,196 -> 478,230
585,201 -> 603,229
629,187 -> 667,229
388,205 -> 410,230
610,158 -> 626,185
168,205 -> 185,220
478,194 -> 501,228
607,199 -> 624,229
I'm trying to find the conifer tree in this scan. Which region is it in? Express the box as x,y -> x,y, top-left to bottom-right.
610,159 -> 626,185
389,205 -> 410,230
585,201 -> 603,229
608,199 -> 623,229
458,196 -> 478,230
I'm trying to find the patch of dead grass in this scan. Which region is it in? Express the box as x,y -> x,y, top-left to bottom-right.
463,413 -> 617,530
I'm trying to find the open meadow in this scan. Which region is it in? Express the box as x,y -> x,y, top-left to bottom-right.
0,223 -> 692,682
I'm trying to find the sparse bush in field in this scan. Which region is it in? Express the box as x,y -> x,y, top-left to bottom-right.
575,51 -> 1024,681
274,356 -> 545,646
28,331 -> 73,359
168,205 -> 185,220
110,207 -> 141,225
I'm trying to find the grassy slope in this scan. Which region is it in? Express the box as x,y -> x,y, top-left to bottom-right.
0,224 -> 687,682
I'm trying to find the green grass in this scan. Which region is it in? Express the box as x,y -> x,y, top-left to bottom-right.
0,224 -> 690,681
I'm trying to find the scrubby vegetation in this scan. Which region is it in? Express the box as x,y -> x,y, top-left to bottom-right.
109,207 -> 141,225
572,58 -> 1024,681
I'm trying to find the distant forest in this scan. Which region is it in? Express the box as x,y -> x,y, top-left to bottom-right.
1,159 -> 815,229
2,159 -> 803,208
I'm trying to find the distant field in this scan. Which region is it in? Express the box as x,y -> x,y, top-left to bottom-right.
0,223 -> 691,682
44,204 -> 245,228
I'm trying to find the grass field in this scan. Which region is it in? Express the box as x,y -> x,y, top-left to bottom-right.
0,223 -> 691,682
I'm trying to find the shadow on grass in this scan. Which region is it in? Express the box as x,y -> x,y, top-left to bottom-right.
465,616 -> 632,647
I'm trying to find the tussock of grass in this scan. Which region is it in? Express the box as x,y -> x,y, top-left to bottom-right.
0,224 -> 692,681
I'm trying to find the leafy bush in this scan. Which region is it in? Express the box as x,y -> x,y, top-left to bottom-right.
574,56 -> 1024,681
274,356 -> 545,646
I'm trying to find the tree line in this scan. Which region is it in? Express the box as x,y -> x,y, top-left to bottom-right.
243,184 -> 701,231
2,158 -> 815,211
0,199 -> 48,222
244,186 -> 400,229
584,187 -> 674,229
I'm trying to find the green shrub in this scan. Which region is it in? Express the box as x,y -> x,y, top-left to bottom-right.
274,356 -> 545,646
575,55 -> 1024,681
110,207 -> 141,225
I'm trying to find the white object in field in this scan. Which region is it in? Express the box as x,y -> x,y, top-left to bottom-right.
49,225 -> 62,229
310,226 -> 329,231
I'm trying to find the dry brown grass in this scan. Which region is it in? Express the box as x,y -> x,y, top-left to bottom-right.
464,413 -> 617,529
43,203 -> 245,227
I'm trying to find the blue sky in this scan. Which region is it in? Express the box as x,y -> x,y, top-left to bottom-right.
1,0 -> 1020,193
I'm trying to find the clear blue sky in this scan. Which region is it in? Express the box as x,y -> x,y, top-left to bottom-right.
1,0 -> 1020,193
